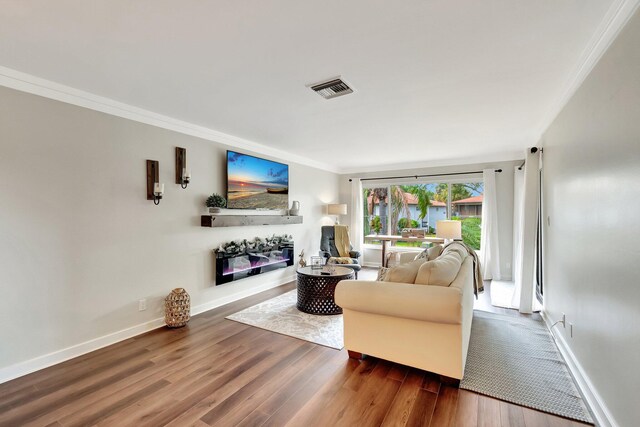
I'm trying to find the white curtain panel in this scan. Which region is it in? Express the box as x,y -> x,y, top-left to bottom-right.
513,148 -> 541,313
480,169 -> 501,280
510,166 -> 525,309
349,178 -> 363,253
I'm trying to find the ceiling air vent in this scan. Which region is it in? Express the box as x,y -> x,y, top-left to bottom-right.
309,78 -> 353,99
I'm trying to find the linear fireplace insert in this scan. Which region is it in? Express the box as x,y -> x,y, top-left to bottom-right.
215,242 -> 294,285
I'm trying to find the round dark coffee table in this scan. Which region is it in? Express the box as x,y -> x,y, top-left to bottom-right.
296,266 -> 355,315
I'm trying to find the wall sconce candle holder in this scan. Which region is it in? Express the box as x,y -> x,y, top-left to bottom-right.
175,147 -> 191,189
147,160 -> 164,205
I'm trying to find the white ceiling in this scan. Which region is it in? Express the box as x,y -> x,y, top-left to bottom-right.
0,0 -> 621,172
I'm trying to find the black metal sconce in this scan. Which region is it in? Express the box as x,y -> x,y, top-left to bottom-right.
175,147 -> 191,189
146,160 -> 164,205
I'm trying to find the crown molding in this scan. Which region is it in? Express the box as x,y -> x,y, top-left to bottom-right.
0,66 -> 340,174
536,0 -> 640,139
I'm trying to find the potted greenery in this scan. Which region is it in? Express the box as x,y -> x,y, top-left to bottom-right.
206,193 -> 226,213
370,216 -> 382,235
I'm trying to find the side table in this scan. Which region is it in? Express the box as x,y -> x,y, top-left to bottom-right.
296,266 -> 354,315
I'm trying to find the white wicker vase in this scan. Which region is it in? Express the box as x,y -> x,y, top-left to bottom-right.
164,288 -> 191,328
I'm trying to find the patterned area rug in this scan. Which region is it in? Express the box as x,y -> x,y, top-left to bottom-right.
226,290 -> 343,350
461,310 -> 593,424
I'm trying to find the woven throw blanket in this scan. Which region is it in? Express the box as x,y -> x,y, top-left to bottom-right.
327,256 -> 354,265
443,241 -> 484,297
334,225 -> 351,258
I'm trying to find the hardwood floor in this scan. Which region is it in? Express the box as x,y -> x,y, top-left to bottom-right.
0,270 -> 589,427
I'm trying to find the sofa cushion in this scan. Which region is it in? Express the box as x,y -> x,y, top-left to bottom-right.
414,244 -> 443,261
414,250 -> 464,286
383,258 -> 427,284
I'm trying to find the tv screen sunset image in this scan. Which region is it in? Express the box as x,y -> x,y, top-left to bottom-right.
227,151 -> 289,209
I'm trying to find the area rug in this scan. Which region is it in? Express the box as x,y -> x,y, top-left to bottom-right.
226,290 -> 343,350
461,310 -> 593,424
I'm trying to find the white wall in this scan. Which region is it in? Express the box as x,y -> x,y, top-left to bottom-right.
0,86 -> 339,379
340,160 -> 519,277
541,8 -> 640,427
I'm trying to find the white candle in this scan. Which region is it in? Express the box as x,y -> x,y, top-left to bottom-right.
154,183 -> 164,195
185,170 -> 191,179
182,168 -> 187,180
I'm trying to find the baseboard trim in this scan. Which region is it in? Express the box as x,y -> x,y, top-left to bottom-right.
0,318 -> 166,385
541,310 -> 618,427
0,274 -> 294,385
362,262 -> 381,268
191,273 -> 296,316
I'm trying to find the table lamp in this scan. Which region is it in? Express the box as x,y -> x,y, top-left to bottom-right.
436,220 -> 461,245
328,204 -> 347,224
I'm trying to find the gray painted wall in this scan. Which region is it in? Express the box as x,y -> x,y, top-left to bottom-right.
0,86 -> 339,374
541,9 -> 640,427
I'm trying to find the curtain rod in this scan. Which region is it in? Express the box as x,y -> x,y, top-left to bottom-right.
517,147 -> 541,170
348,169 -> 502,182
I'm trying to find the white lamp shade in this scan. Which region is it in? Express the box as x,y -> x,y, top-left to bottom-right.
436,220 -> 461,239
328,203 -> 348,215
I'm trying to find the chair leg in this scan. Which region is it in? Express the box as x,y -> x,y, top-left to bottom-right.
347,350 -> 364,360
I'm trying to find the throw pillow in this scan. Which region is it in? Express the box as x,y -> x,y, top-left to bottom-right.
385,251 -> 401,268
383,258 -> 427,284
376,267 -> 390,281
327,256 -> 354,265
414,244 -> 443,261
414,251 -> 463,286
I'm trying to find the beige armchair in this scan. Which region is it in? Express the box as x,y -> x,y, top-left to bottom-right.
335,253 -> 474,383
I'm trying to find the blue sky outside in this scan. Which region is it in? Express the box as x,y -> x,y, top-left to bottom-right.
422,183 -> 483,197
228,151 -> 288,191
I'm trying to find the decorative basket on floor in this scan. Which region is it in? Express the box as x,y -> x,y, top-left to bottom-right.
164,288 -> 190,328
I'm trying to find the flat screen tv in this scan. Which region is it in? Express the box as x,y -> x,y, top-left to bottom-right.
226,150 -> 289,209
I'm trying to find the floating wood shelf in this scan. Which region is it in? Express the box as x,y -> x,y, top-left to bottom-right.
201,215 -> 303,227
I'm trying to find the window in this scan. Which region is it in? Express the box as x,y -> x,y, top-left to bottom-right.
363,187 -> 389,244
363,180 -> 484,251
451,182 -> 484,250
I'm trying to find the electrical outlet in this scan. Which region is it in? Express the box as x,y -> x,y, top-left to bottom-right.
506,262 -> 511,269
570,323 -> 573,338
138,299 -> 147,311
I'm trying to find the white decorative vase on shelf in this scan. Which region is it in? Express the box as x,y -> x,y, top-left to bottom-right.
289,200 -> 300,216
209,207 -> 221,214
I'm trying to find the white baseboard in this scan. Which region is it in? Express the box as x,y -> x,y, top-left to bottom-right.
541,310 -> 618,427
191,273 -> 295,316
362,262 -> 381,268
0,274 -> 294,385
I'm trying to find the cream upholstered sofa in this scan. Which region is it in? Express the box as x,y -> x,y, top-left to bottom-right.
334,243 -> 475,382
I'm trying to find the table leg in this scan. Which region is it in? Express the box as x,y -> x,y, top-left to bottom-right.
381,240 -> 387,267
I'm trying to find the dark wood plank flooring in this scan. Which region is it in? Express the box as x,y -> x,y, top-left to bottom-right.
0,268 -> 590,427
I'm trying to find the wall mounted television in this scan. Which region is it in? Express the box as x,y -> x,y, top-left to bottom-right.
226,150 -> 289,209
